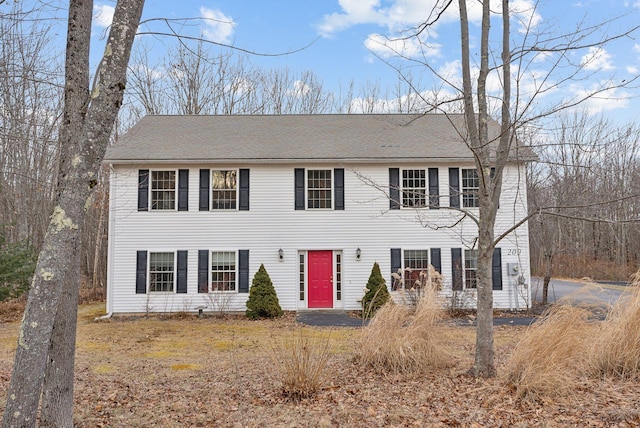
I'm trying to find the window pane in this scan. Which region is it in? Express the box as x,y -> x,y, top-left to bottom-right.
151,171 -> 176,210
149,252 -> 174,292
211,251 -> 236,291
402,169 -> 426,207
465,249 -> 478,289
307,170 -> 332,209
462,169 -> 479,208
403,249 -> 429,289
211,170 -> 237,210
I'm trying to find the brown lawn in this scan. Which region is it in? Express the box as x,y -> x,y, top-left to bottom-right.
1,303 -> 640,427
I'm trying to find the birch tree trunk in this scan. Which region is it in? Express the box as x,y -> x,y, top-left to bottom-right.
2,0 -> 145,426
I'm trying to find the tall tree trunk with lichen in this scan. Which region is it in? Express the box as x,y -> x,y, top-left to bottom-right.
2,1 -> 145,426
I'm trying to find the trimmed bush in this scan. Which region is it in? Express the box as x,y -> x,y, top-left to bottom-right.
362,262 -> 390,318
246,264 -> 283,319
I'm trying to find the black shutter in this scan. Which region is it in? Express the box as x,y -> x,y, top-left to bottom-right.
177,250 -> 188,293
449,168 -> 460,208
390,248 -> 402,290
238,250 -> 250,293
138,170 -> 149,211
389,168 -> 400,210
492,248 -> 503,290
199,169 -> 210,211
451,248 -> 463,291
178,169 -> 189,211
428,168 -> 439,209
198,250 -> 208,293
294,168 -> 305,210
239,168 -> 250,211
430,248 -> 441,273
136,250 -> 147,294
334,168 -> 344,210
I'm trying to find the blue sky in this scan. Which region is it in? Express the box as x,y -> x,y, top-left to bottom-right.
81,1 -> 640,120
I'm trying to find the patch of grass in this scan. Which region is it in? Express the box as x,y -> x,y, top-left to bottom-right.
357,286 -> 451,374
93,364 -> 116,374
171,364 -> 202,371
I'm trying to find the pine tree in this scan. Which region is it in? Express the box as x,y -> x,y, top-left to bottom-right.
246,264 -> 283,319
362,262 -> 391,318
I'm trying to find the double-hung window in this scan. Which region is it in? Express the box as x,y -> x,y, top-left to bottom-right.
403,249 -> 429,289
210,251 -> 236,292
294,168 -> 344,210
307,169 -> 332,209
212,170 -> 237,210
149,252 -> 175,292
402,170 -> 427,208
464,249 -> 478,289
389,168 -> 439,209
151,170 -> 176,210
138,169 -> 188,212
461,169 -> 479,208
199,169 -> 249,211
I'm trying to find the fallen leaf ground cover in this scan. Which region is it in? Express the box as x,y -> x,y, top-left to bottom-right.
1,303 -> 640,427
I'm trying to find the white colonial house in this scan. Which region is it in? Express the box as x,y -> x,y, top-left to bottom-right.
104,114 -> 536,314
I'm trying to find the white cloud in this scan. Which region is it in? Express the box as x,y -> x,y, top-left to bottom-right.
93,4 -> 114,29
581,47 -> 615,71
568,83 -> 630,113
364,33 -> 441,59
510,0 -> 542,33
200,7 -> 236,44
288,80 -> 312,97
627,66 -> 639,74
316,0 -> 458,38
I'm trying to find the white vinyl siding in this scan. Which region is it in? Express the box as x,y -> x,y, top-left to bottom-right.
107,162 -> 531,313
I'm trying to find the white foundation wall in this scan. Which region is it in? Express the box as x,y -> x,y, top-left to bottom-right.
106,162 -> 532,313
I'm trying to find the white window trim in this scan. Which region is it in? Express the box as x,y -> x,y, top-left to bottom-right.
461,168 -> 479,209
149,169 -> 178,212
306,168 -> 333,210
148,251 -> 176,293
400,248 -> 430,291
401,169 -> 428,209
464,249 -> 478,290
209,250 -> 238,293
210,169 -> 239,211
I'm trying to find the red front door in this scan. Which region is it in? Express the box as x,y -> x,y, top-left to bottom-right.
308,251 -> 333,308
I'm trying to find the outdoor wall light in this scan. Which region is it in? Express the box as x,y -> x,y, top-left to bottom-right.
356,247 -> 362,260
278,248 -> 284,260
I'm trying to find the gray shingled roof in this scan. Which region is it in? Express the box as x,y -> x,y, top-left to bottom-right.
104,114 -> 537,164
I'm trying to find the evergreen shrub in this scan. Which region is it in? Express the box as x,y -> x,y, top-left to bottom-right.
362,262 -> 391,318
246,264 -> 283,319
